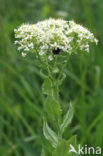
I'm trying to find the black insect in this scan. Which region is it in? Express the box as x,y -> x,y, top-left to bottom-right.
52,48 -> 61,55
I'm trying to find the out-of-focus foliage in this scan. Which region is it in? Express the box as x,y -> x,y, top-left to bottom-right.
0,0 -> 103,155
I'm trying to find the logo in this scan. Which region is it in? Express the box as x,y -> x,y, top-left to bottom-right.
69,144 -> 101,155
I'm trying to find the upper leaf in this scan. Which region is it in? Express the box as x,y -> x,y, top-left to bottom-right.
60,102 -> 73,134
44,95 -> 61,120
42,78 -> 52,95
43,120 -> 58,148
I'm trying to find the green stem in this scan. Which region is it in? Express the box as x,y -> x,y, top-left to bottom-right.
43,60 -> 68,145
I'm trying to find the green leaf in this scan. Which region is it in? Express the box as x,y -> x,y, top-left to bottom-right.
53,66 -> 59,74
42,78 -> 52,95
44,95 -> 61,120
52,140 -> 69,156
60,103 -> 73,134
43,120 -> 58,148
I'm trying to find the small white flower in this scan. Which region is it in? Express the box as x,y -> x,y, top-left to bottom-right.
48,55 -> 53,61
86,48 -> 89,52
18,47 -> 22,51
28,43 -> 34,48
39,51 -> 45,55
94,38 -> 98,45
22,52 -> 27,57
14,41 -> 18,44
24,47 -> 29,51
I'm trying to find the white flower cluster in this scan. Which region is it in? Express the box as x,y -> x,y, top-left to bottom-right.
14,18 -> 98,60
69,21 -> 98,52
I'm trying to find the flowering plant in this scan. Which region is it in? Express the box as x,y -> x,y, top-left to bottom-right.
14,18 -> 98,156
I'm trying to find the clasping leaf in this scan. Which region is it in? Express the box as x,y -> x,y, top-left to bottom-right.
60,102 -> 73,134
42,78 -> 52,95
43,120 -> 58,148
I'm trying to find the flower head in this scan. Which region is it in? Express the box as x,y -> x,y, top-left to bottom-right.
14,18 -> 98,61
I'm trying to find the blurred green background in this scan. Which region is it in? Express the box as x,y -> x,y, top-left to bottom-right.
0,0 -> 103,155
